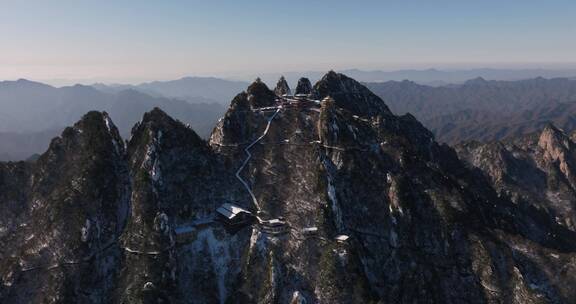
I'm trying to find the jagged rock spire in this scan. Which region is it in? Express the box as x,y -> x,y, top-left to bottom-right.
537,123 -> 576,184
295,77 -> 312,95
274,76 -> 291,96
539,123 -> 572,152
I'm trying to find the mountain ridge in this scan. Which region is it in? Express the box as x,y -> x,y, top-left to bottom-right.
2,73 -> 576,303
0,80 -> 227,161
366,77 -> 576,143
93,76 -> 250,105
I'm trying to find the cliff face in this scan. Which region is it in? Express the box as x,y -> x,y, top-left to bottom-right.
456,124 -> 576,233
0,112 -> 129,303
210,72 -> 576,303
2,73 -> 576,303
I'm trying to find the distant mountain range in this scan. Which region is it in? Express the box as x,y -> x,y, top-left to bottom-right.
252,68 -> 576,87
366,77 -> 576,143
5,74 -> 576,161
0,129 -> 62,162
0,79 -> 226,160
93,77 -> 249,105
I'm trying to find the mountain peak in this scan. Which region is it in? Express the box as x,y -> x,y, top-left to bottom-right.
294,77 -> 313,95
539,122 -> 567,144
246,78 -> 276,108
0,78 -> 54,89
314,71 -> 392,117
542,122 -> 561,133
74,111 -> 124,153
75,111 -> 120,136
134,107 -> 205,148
537,123 -> 575,180
137,107 -> 184,137
274,76 -> 291,96
464,77 -> 488,86
35,111 -> 126,175
141,107 -> 173,124
247,77 -> 270,93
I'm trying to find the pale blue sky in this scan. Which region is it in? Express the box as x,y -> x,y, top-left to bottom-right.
1,0 -> 575,84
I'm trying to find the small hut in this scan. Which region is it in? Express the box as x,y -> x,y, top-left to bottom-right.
216,203 -> 254,226
335,234 -> 350,243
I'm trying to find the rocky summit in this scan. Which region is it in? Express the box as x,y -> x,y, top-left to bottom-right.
274,76 -> 291,97
294,77 -> 313,95
2,72 -> 576,303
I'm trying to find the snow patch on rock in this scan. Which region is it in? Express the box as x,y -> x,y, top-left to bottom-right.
189,228 -> 235,303
81,219 -> 91,242
322,156 -> 344,231
103,114 -> 122,155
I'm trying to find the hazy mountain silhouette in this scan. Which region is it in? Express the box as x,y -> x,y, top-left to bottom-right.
253,68 -> 576,87
367,77 -> 576,143
93,76 -> 249,105
6,75 -> 576,160
0,80 -> 226,160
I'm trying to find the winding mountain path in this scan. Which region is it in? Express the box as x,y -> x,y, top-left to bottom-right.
235,107 -> 282,211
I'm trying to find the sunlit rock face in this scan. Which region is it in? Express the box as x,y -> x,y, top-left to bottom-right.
2,73 -> 576,303
457,123 -> 576,233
